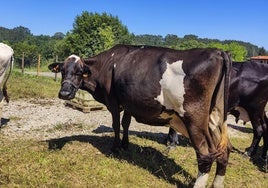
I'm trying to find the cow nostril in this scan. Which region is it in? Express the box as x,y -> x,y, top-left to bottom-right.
60,91 -> 71,97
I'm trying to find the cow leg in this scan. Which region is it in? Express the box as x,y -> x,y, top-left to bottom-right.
121,111 -> 131,150
185,118 -> 214,188
190,109 -> 229,188
261,115 -> 268,159
262,130 -> 268,160
109,105 -> 121,153
245,116 -> 264,157
212,143 -> 230,188
191,134 -> 213,188
167,127 -> 179,147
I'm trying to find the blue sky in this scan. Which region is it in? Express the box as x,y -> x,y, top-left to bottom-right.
1,0 -> 268,49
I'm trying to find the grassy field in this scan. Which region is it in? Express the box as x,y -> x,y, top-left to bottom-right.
0,71 -> 268,187
7,70 -> 60,100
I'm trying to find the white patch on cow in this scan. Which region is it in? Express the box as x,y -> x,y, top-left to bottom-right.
68,54 -> 80,63
155,60 -> 186,116
114,63 -> 116,68
212,175 -> 225,188
194,171 -> 209,188
0,43 -> 14,62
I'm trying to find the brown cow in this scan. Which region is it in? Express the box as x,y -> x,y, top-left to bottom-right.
49,45 -> 232,187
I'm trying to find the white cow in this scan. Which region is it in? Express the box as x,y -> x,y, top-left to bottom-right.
0,43 -> 14,120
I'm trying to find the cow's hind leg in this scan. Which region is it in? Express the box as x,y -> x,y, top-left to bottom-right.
212,144 -> 230,188
245,115 -> 264,157
261,114 -> 268,159
121,111 -> 131,150
191,133 -> 214,188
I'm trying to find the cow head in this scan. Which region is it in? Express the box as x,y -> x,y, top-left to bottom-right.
48,55 -> 91,100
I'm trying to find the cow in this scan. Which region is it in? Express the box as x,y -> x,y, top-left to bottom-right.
49,44 -> 232,188
0,43 -> 14,120
168,60 -> 268,160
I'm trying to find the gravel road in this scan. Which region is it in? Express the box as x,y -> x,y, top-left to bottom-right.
0,97 -> 247,144
0,98 -> 173,141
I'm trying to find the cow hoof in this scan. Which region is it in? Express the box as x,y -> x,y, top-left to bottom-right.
166,145 -> 177,151
242,152 -> 251,159
166,140 -> 179,147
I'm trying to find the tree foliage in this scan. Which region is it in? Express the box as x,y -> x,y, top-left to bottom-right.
0,26 -> 32,43
58,11 -> 132,57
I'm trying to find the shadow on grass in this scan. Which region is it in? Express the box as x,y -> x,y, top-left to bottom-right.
92,125 -> 191,147
46,133 -> 195,188
228,123 -> 252,134
228,123 -> 268,172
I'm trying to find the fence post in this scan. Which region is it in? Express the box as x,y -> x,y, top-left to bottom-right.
21,52 -> 24,74
54,55 -> 58,81
37,54 -> 41,76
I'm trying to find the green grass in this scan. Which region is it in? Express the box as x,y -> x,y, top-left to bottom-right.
7,70 -> 60,100
0,133 -> 267,188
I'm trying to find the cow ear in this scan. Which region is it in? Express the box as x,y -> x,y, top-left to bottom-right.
82,64 -> 91,78
83,57 -> 97,66
48,62 -> 63,73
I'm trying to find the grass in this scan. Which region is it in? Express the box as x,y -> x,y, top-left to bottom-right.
1,69 -> 268,187
0,132 -> 267,188
6,70 -> 60,100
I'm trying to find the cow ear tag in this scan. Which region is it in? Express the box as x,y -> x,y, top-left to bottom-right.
83,73 -> 88,78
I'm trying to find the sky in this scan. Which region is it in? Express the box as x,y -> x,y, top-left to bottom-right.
1,0 -> 268,49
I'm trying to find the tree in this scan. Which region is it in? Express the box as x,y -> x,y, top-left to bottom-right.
207,42 -> 247,61
13,41 -> 38,67
227,42 -> 247,61
132,34 -> 164,46
52,32 -> 65,40
57,11 -> 132,58
258,47 -> 267,55
0,26 -> 32,43
164,34 -> 181,49
176,39 -> 206,50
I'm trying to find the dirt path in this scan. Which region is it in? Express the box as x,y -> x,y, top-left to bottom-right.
0,98 -> 248,142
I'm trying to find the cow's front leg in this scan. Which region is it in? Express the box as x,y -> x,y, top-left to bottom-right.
121,111 -> 131,150
110,107 -> 121,153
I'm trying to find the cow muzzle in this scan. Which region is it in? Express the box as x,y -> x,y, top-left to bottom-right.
59,80 -> 79,100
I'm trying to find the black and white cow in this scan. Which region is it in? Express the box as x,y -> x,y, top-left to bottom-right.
0,43 -> 14,119
168,60 -> 268,160
49,44 -> 232,187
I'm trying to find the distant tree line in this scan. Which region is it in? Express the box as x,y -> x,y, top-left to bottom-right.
1,11 -> 267,68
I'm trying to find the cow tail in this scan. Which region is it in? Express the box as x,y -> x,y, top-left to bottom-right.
217,51 -> 232,153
